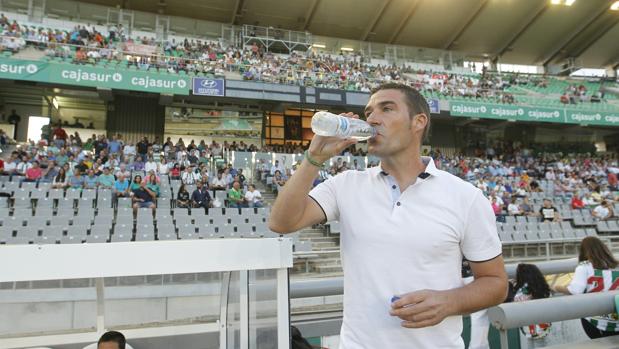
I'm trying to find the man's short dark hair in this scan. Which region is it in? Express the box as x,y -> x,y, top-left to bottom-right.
98,330 -> 126,349
370,83 -> 432,143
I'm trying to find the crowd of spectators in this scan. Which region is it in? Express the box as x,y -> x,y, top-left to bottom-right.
0,124 -> 268,211
560,84 -> 605,104
1,13 -> 612,106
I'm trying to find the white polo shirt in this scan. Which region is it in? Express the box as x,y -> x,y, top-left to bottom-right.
309,156 -> 501,349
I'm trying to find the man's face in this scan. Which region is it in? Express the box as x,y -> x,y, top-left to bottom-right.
365,89 -> 425,157
98,342 -> 120,349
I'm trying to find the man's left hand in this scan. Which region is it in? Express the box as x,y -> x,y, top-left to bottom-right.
389,289 -> 454,328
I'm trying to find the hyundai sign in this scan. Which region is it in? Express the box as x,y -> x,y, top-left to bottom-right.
193,77 -> 225,96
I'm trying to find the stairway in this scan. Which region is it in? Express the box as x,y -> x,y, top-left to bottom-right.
254,175 -> 344,276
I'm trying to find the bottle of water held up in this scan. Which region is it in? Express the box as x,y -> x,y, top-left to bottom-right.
311,111 -> 376,141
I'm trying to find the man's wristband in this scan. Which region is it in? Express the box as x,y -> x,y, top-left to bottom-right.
304,150 -> 324,168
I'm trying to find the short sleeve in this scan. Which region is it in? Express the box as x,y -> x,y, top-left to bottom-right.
567,264 -> 589,295
308,174 -> 342,223
461,190 -> 502,262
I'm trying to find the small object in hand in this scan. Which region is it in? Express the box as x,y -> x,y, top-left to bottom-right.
391,295 -> 400,303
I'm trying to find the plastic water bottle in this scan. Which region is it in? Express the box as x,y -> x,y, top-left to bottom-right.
311,111 -> 377,141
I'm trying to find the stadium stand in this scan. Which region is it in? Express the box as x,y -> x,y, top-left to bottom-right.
0,12 -> 618,113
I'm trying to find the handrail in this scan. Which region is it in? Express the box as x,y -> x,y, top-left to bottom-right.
488,291 -> 619,331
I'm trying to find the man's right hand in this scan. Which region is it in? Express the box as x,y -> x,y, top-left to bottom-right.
307,112 -> 359,164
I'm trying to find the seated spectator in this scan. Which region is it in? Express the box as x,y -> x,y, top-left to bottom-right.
592,201 -> 614,221
97,330 -> 126,349
115,163 -> 131,179
490,196 -> 503,221
97,167 -> 115,189
132,156 -> 145,171
211,171 -> 227,190
191,182 -> 212,209
130,175 -> 142,191
244,184 -> 263,208
227,181 -> 246,208
507,198 -> 523,216
24,160 -> 42,182
52,167 -> 68,189
170,163 -> 181,179
69,168 -> 84,189
181,165 -> 200,185
131,180 -> 156,212
539,199 -> 561,222
583,192 -> 597,207
83,169 -> 98,189
553,237 -> 619,339
273,170 -> 287,190
571,194 -> 585,209
146,173 -> 160,197
144,156 -> 158,174
41,160 -> 58,182
176,183 -> 190,208
114,174 -> 130,199
509,264 -> 552,338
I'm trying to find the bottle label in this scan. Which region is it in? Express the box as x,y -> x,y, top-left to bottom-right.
338,117 -> 349,136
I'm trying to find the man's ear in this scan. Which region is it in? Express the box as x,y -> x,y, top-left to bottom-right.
412,113 -> 428,133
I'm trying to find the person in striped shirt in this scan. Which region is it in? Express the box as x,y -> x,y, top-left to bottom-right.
554,236 -> 619,338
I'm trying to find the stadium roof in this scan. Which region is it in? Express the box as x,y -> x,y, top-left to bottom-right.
74,0 -> 619,68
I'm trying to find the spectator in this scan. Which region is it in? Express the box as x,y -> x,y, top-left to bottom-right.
114,173 -> 130,200
571,194 -> 585,209
84,169 -> 98,189
507,198 -> 523,216
145,156 -> 158,174
131,179 -> 156,212
115,163 -> 131,179
146,173 -> 160,197
97,330 -> 126,349
490,196 -> 502,220
539,199 -> 560,222
211,171 -> 227,190
583,192 -> 597,207
132,155 -> 145,171
509,264 -> 552,338
170,163 -> 181,179
68,168 -> 84,189
98,167 -> 115,189
41,160 -> 58,182
130,175 -> 142,191
136,136 -> 149,158
244,184 -> 263,208
592,200 -> 614,221
181,165 -> 200,185
227,181 -> 245,208
123,142 -> 136,162
270,160 -> 284,176
554,237 -> 619,339
24,160 -> 42,182
176,183 -> 190,208
191,181 -> 212,209
52,166 -> 68,189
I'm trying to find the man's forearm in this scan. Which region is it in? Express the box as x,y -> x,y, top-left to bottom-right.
446,276 -> 507,316
270,159 -> 320,232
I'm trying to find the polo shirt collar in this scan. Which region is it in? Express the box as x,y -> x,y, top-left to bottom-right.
375,156 -> 440,179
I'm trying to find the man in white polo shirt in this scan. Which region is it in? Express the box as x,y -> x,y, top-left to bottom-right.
270,83 -> 507,349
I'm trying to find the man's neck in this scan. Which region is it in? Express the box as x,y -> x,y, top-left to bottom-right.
380,147 -> 426,191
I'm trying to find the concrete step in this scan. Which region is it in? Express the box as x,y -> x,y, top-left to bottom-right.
299,232 -> 327,238
300,237 -> 339,243
314,264 -> 343,273
310,241 -> 339,249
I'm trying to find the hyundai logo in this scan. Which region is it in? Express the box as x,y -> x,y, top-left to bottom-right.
200,79 -> 218,88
